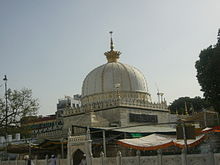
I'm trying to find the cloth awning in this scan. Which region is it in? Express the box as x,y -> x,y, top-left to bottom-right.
202,126 -> 220,133
117,133 -> 205,151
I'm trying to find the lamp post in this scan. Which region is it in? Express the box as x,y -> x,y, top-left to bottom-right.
3,75 -> 8,157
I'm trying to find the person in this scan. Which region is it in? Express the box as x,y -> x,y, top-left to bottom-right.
49,155 -> 56,165
79,154 -> 86,165
27,158 -> 31,165
24,155 -> 34,165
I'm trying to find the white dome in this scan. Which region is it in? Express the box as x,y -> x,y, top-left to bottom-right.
82,62 -> 148,97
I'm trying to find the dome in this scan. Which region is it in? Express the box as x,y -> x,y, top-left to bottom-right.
81,32 -> 149,98
82,62 -> 148,97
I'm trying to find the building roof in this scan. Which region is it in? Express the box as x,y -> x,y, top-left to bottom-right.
93,125 -> 176,133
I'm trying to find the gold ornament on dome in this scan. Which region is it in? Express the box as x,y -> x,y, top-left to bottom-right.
104,31 -> 121,63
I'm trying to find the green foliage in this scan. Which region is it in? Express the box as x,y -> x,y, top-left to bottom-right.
0,88 -> 39,135
218,28 -> 220,45
169,96 -> 209,114
195,29 -> 220,112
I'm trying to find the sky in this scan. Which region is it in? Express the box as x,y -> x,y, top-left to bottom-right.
0,0 -> 220,116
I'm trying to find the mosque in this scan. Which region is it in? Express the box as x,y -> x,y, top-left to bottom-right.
25,32 -> 176,158
34,32 -> 172,136
4,33 -> 219,164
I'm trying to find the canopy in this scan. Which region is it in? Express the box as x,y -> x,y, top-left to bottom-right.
117,134 -> 205,151
201,126 -> 220,133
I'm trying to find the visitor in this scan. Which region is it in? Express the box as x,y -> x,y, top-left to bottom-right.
79,154 -> 86,165
24,155 -> 34,165
49,155 -> 56,165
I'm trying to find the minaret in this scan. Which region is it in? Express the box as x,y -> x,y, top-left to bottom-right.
104,31 -> 121,63
184,102 -> 189,115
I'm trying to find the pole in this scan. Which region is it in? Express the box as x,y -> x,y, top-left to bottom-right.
29,141 -> 31,157
182,121 -> 188,152
181,121 -> 188,165
204,110 -> 207,127
216,112 -> 219,125
3,75 -> 8,158
102,130 -> 106,157
61,138 -> 64,158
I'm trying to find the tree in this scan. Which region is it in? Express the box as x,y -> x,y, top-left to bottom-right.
169,96 -> 209,114
0,88 -> 39,135
195,29 -> 220,112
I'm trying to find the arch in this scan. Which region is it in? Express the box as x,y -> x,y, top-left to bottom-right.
67,135 -> 91,165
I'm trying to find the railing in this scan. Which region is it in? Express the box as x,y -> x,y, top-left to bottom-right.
62,99 -> 168,117
68,135 -> 87,143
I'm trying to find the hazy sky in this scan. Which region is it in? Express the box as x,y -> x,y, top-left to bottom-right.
1,0 -> 220,115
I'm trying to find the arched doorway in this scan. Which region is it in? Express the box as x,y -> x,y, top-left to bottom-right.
72,149 -> 84,165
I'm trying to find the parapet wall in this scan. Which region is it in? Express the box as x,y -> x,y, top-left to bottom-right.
1,153 -> 220,165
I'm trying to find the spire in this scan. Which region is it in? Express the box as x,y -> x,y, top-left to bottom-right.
104,31 -> 121,63
110,31 -> 114,51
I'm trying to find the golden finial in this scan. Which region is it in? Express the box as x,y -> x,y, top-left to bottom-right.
104,31 -> 121,63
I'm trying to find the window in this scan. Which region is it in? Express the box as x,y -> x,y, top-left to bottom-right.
129,113 -> 158,123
